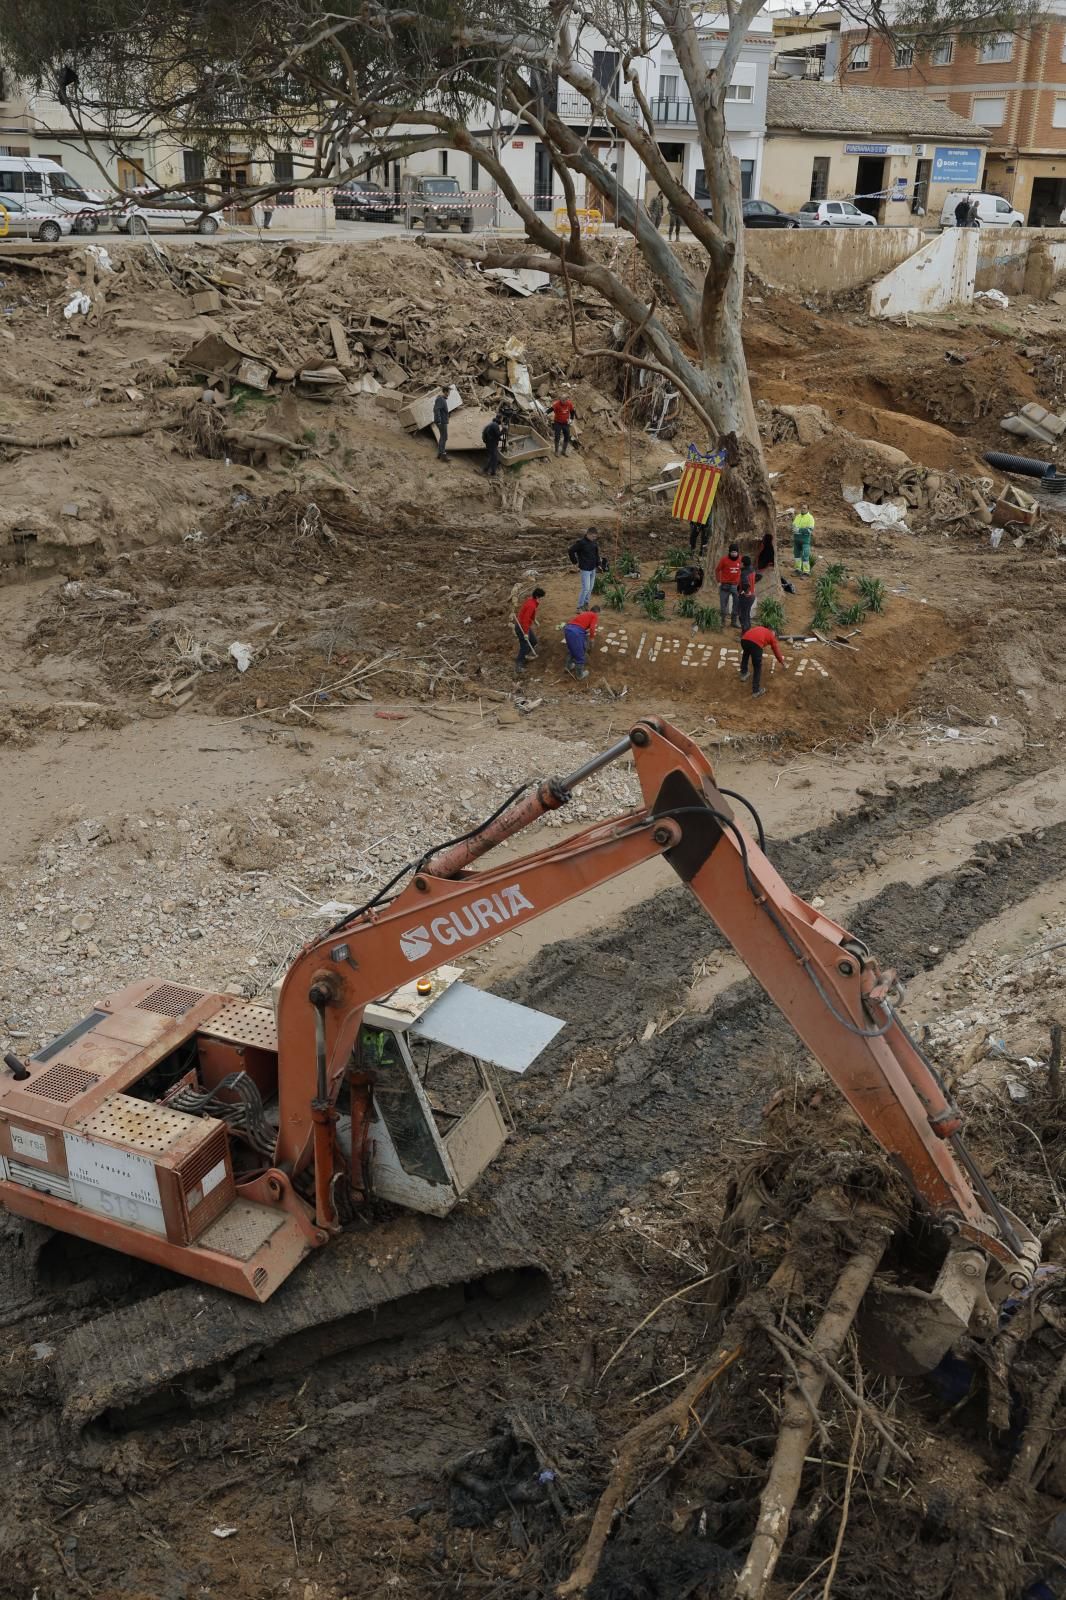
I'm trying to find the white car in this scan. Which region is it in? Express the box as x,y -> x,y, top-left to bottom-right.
116,191 -> 222,236
0,196 -> 72,242
797,200 -> 876,229
940,191 -> 1024,228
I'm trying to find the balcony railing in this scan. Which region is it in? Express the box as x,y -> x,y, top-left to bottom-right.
555,89 -> 642,120
651,97 -> 697,124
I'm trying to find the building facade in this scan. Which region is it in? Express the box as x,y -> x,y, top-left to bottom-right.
763,79 -> 989,219
841,5 -> 1066,222
390,13 -> 773,224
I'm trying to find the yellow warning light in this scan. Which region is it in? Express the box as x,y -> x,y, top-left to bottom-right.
416,978 -> 433,997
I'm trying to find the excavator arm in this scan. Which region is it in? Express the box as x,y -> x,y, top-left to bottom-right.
277,716 -> 1038,1290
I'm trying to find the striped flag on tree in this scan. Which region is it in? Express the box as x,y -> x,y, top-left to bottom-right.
671,444 -> 728,525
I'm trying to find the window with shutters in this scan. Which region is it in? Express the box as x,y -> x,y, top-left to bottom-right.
972,94 -> 1007,125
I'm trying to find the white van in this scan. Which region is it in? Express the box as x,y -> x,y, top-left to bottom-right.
0,156 -> 105,233
940,191 -> 1024,228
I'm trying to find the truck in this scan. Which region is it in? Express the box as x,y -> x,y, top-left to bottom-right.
401,173 -> 476,232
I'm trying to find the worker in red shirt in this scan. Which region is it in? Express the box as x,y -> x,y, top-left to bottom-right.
715,543 -> 742,627
740,623 -> 784,699
551,392 -> 577,456
563,606 -> 599,680
735,555 -> 759,633
513,586 -> 545,672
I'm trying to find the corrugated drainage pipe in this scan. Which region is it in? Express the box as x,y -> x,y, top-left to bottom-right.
983,450 -> 1056,480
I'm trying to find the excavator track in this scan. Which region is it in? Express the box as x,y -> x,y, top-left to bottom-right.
53,1208 -> 548,1433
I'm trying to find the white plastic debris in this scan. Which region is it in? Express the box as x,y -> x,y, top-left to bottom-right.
86,244 -> 114,273
975,288 -> 1009,309
228,641 -> 253,673
1005,1076 -> 1029,1101
313,901 -> 359,919
30,1342 -> 55,1360
990,528 -> 1004,550
945,728 -> 961,739
212,1526 -> 239,1539
852,500 -> 910,531
63,292 -> 92,320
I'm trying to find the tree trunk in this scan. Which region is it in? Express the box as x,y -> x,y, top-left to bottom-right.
696,126 -> 779,590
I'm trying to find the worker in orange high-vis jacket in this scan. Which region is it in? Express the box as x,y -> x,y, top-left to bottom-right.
739,623 -> 784,698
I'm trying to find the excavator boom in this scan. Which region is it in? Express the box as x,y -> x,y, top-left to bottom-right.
278,716 -> 1037,1284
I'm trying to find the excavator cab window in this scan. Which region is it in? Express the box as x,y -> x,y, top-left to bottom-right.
358,1026 -> 449,1184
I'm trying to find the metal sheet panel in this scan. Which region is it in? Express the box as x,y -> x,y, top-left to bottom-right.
410,982 -> 564,1074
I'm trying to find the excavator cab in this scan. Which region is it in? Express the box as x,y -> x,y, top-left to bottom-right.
336,966 -> 564,1217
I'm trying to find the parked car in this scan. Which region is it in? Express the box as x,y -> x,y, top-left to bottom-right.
797,200 -> 876,229
0,195 -> 72,242
0,155 -> 104,233
939,191 -> 1024,228
743,199 -> 800,229
334,180 -> 397,222
401,174 -> 475,233
117,191 -> 222,235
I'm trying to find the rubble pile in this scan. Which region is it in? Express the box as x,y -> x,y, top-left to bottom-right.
0,731 -> 641,1053
762,402 -> 1052,542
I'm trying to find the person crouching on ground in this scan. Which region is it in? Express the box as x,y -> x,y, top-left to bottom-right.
676,562 -> 704,598
739,622 -> 784,699
563,606 -> 599,680
715,543 -> 742,626
514,586 -> 545,671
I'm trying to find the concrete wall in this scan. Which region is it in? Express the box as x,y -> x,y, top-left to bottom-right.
746,225 -> 926,294
870,229 -> 977,318
975,228 -> 1031,293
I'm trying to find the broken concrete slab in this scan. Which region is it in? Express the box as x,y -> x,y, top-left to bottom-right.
483,267 -> 550,296
1001,403 -> 1066,446
774,404 -> 832,446
431,406 -> 498,451
399,385 -> 462,432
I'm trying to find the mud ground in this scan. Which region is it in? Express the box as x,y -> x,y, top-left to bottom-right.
1,238 -> 1065,1599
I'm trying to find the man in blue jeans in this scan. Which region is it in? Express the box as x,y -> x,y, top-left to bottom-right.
568,529 -> 602,608
563,607 -> 599,679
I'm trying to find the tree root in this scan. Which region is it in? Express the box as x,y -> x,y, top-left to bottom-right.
734,1208 -> 895,1600
555,1341 -> 743,1597
1009,1347 -> 1066,1490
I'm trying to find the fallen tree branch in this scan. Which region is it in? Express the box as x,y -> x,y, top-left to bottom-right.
771,1320 -> 912,1465
735,1210 -> 894,1600
0,419 -> 180,449
556,1341 -> 742,1597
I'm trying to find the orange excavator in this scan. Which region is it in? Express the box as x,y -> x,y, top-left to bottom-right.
0,717 -> 1040,1426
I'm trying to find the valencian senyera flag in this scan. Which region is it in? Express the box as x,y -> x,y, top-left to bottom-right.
671,444 -> 729,525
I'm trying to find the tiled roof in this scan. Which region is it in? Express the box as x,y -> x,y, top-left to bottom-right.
766,78 -> 989,139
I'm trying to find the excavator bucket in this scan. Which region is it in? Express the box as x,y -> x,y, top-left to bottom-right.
859,1247 -> 995,1376
51,1206 -> 547,1432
